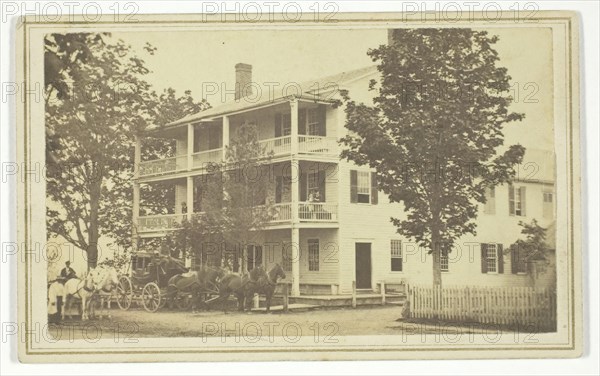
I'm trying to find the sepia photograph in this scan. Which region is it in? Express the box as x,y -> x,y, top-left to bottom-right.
9,6 -> 587,366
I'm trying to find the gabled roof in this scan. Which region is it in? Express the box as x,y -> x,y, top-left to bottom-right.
155,65 -> 379,130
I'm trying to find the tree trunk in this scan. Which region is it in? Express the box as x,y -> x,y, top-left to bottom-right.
87,176 -> 102,269
431,226 -> 442,287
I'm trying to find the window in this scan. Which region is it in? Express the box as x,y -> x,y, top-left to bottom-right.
543,191 -> 554,218
207,126 -> 222,150
481,243 -> 504,274
509,185 -> 527,216
483,187 -> 496,214
350,170 -> 378,204
307,109 -> 320,136
440,252 -> 449,272
281,114 -> 291,136
357,171 -> 371,203
308,239 -> 319,271
246,245 -> 263,271
275,175 -> 291,203
282,244 -> 292,272
390,240 -> 402,272
486,244 -> 497,272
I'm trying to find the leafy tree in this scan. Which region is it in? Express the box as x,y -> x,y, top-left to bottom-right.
340,29 -> 525,287
221,123 -> 275,272
167,173 -> 225,266
510,219 -> 551,269
45,33 -> 208,269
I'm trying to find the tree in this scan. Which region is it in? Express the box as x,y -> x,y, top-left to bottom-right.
510,219 -> 551,269
221,123 -> 275,272
45,33 -> 208,269
340,29 -> 525,287
167,173 -> 225,266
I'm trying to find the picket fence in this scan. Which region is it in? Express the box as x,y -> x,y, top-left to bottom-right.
409,285 -> 557,331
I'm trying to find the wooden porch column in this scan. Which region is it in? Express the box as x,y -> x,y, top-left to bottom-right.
186,176 -> 193,220
187,123 -> 194,170
222,115 -> 230,161
290,98 -> 301,296
291,227 -> 300,297
290,98 -> 298,154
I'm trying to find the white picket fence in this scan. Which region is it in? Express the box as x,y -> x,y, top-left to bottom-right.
409,285 -> 556,330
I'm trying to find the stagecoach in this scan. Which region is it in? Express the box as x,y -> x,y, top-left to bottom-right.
116,251 -> 189,312
116,251 -> 224,312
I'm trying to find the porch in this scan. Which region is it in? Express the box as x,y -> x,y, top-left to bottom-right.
136,201 -> 339,234
136,99 -> 339,179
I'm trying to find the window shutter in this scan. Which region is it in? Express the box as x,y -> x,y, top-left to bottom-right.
318,105 -> 327,136
350,170 -> 358,203
298,108 -> 307,135
481,243 -> 488,273
509,185 -> 515,215
520,186 -> 527,216
318,170 -> 326,201
370,172 -> 378,204
510,245 -> 518,274
274,113 -> 282,137
497,244 -> 504,274
300,172 -> 307,201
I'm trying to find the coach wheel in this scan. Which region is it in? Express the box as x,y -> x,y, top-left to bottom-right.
141,282 -> 162,313
116,276 -> 133,310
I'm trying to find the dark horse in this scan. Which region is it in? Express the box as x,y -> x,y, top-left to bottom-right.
167,265 -> 226,310
218,263 -> 286,313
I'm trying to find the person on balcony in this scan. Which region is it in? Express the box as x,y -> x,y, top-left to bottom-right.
308,189 -> 321,219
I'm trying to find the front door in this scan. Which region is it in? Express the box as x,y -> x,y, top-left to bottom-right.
355,243 -> 372,289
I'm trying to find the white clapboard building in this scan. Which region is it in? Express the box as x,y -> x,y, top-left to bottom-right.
132,63 -> 556,299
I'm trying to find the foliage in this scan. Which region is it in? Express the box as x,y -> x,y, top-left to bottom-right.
510,219 -> 551,263
45,33 -> 208,268
167,123 -> 275,271
340,29 -> 525,286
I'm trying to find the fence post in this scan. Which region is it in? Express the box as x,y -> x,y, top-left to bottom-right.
380,281 -> 386,305
283,283 -> 289,313
352,281 -> 357,308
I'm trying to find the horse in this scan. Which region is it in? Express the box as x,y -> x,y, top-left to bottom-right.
167,265 -> 226,311
62,272 -> 95,321
219,264 -> 286,313
89,266 -> 120,319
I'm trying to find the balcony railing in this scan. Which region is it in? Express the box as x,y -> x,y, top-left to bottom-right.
298,136 -> 338,155
136,202 -> 337,232
260,136 -> 292,157
137,136 -> 338,178
298,202 -> 338,221
137,214 -> 185,232
139,155 -> 187,177
192,148 -> 222,169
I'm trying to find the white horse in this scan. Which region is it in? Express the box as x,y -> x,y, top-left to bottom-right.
62,272 -> 95,321
89,266 -> 120,319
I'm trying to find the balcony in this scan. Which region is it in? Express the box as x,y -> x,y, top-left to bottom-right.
136,202 -> 338,233
192,148 -> 222,169
138,155 -> 187,177
137,136 -> 339,178
137,213 -> 185,233
298,136 -> 338,155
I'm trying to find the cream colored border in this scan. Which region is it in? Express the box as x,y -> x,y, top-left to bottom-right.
17,11 -> 582,362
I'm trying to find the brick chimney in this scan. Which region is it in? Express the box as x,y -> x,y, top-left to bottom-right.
235,63 -> 253,100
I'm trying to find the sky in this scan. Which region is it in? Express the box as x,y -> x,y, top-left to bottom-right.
49,26 -> 555,276
120,26 -> 554,147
